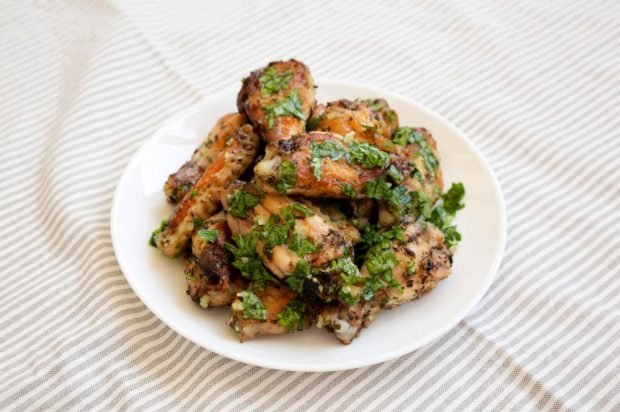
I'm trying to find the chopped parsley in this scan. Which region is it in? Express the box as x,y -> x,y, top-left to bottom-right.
256,204 -> 316,258
197,228 -> 219,243
286,260 -> 311,293
363,99 -> 384,111
348,142 -> 390,169
387,165 -> 403,183
229,188 -> 260,218
149,219 -> 168,247
277,300 -> 306,332
310,140 -> 348,180
276,161 -> 297,194
289,234 -> 316,255
426,183 -> 466,248
264,90 -> 306,128
341,183 -> 356,198
237,291 -> 267,320
411,191 -> 433,219
306,116 -> 321,131
226,232 -> 278,289
364,177 -> 393,200
392,127 -> 439,175
259,66 -> 293,95
190,189 -> 198,198
441,182 -> 465,214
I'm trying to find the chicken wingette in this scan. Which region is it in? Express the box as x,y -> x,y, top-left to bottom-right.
309,98 -> 398,150
359,222 -> 453,308
163,113 -> 248,203
377,127 -> 444,226
228,284 -> 313,341
316,299 -> 381,344
184,212 -> 246,308
221,181 -> 360,282
153,124 -> 260,257
237,59 -> 315,143
253,132 -> 389,198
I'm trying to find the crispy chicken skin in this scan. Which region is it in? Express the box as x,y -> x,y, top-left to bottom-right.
221,181 -> 360,278
185,212 -> 246,308
309,98 -> 398,149
228,284 -> 311,342
363,222 -> 453,308
154,125 -> 260,257
254,132 -> 385,198
317,299 -> 381,344
237,59 -> 315,143
163,113 -> 248,203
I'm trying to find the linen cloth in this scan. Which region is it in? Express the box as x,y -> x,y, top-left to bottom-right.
1,0 -> 619,410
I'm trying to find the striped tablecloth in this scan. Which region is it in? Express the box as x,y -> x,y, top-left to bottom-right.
2,1 -> 619,410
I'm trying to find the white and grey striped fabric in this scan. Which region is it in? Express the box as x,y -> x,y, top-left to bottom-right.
1,0 -> 619,410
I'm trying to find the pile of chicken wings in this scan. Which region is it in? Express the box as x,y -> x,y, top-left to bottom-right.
151,59 -> 465,344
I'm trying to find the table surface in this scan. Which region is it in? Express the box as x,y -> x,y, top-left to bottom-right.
1,0 -> 619,410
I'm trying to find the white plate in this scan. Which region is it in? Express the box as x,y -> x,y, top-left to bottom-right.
111,79 -> 506,372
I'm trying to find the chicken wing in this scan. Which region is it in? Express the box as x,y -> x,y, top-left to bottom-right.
377,127 -> 444,226
253,132 -> 387,198
308,98 -> 398,150
154,124 -> 260,257
228,284 -> 312,341
360,222 -> 452,308
237,59 -> 315,143
221,181 -> 360,281
163,113 -> 247,203
184,212 -> 247,308
316,299 -> 381,344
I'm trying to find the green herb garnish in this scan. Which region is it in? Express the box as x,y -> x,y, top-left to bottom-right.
197,229 -> 219,243
276,161 -> 297,194
237,291 -> 267,320
348,142 -> 390,169
149,219 -> 168,247
264,90 -> 306,128
229,188 -> 260,218
310,140 -> 348,180
277,300 -> 306,332
392,127 -> 439,174
259,67 -> 293,95
226,232 -> 278,289
341,183 -> 356,198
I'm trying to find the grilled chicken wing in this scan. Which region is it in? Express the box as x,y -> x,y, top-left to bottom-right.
254,132 -> 387,198
377,127 -> 444,226
228,284 -> 312,341
237,59 -> 315,143
362,222 -> 452,308
184,212 -> 246,308
309,98 -> 398,150
154,125 -> 260,257
221,181 -> 360,279
163,113 -> 248,203
316,299 -> 381,344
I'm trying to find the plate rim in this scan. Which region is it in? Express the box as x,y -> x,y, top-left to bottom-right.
110,78 -> 507,372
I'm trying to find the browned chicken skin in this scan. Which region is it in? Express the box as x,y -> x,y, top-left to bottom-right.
362,222 -> 453,308
228,284 -> 312,342
163,113 -> 248,203
237,59 -> 315,143
309,98 -> 398,150
254,132 -> 386,198
154,124 -> 260,257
